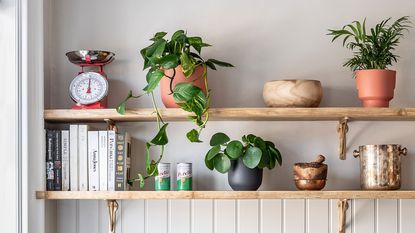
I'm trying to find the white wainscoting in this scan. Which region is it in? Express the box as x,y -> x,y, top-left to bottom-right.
53,199 -> 415,233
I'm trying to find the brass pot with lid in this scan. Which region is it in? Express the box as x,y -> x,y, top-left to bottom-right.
293,154 -> 328,190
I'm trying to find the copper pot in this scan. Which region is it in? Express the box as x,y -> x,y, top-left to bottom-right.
353,144 -> 407,190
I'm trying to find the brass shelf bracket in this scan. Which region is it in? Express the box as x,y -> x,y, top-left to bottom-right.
337,199 -> 349,233
104,119 -> 118,132
107,200 -> 119,233
337,117 -> 350,160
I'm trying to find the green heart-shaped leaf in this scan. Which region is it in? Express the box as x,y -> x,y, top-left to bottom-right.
150,123 -> 169,145
143,70 -> 165,93
160,54 -> 179,69
186,129 -> 202,143
173,83 -> 201,102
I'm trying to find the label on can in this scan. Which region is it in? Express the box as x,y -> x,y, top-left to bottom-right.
177,163 -> 192,191
155,163 -> 171,191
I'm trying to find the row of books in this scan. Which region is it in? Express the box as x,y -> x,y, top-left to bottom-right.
45,125 -> 131,191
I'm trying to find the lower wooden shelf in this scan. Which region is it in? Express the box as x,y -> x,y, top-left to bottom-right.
36,190 -> 415,200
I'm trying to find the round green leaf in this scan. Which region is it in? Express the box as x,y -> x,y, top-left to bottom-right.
225,140 -> 243,160
213,153 -> 231,173
209,133 -> 230,146
243,147 -> 262,169
257,149 -> 270,169
246,134 -> 256,143
254,137 -> 266,151
269,146 -> 282,166
205,153 -> 214,170
206,145 -> 221,160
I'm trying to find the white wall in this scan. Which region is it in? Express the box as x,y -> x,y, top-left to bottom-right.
0,0 -> 19,233
38,0 -> 415,233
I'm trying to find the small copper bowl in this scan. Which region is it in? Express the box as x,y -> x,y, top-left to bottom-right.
294,179 -> 326,190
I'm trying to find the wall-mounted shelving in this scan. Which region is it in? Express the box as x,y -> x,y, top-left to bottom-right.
44,107 -> 415,123
40,107 -> 415,233
36,190 -> 415,200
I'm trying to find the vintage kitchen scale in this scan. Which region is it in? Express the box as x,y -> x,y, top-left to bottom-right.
66,50 -> 115,109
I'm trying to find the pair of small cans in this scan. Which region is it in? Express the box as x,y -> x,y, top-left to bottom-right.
155,163 -> 192,191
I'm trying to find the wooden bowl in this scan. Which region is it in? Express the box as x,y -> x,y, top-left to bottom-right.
294,179 -> 326,190
293,155 -> 328,180
263,80 -> 322,107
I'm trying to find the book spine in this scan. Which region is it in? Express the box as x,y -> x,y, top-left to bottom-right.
88,131 -> 99,191
107,130 -> 116,191
115,133 -> 125,191
69,125 -> 79,191
98,131 -> 108,191
61,130 -> 70,191
54,130 -> 62,191
78,125 -> 89,191
125,133 -> 131,191
45,130 -> 54,191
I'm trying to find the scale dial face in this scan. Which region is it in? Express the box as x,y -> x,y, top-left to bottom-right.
69,72 -> 108,105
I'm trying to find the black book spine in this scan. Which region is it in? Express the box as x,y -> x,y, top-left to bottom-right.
54,130 -> 62,191
45,130 -> 54,191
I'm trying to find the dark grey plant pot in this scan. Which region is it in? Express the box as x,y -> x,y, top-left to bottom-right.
228,159 -> 263,191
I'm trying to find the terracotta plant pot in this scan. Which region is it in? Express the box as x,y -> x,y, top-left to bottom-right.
355,69 -> 396,107
263,80 -> 322,107
160,65 -> 206,108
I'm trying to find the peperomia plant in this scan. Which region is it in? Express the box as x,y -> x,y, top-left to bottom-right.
205,133 -> 282,173
118,30 -> 233,187
328,16 -> 411,72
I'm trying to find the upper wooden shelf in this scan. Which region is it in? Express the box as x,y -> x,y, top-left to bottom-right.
44,107 -> 415,123
36,190 -> 415,200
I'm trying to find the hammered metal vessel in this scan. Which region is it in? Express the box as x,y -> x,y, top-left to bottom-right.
353,144 -> 407,190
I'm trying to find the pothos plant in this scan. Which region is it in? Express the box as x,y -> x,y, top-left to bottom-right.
328,16 -> 411,72
117,30 -> 233,187
205,133 -> 282,173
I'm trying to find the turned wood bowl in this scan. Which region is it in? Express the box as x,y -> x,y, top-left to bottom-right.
294,179 -> 326,190
263,80 -> 323,107
294,155 -> 328,180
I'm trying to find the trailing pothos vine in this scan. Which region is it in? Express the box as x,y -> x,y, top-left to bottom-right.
117,30 -> 233,187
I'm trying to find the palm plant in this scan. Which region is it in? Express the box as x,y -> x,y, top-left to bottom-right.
328,16 -> 411,72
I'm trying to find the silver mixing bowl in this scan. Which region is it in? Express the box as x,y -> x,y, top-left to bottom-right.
66,50 -> 115,64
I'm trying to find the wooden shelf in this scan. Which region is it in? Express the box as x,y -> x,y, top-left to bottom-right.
43,107 -> 415,123
36,190 -> 415,200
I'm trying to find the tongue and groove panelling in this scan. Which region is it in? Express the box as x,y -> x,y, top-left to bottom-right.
55,199 -> 415,233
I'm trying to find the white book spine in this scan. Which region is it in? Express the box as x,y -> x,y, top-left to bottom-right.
98,131 -> 108,191
69,125 -> 79,191
61,130 -> 70,191
88,131 -> 99,191
78,125 -> 89,191
107,130 -> 116,191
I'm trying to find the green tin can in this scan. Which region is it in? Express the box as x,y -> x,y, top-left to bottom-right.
177,163 -> 192,191
155,163 -> 171,191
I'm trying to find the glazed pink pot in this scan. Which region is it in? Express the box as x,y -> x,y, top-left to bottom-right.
355,69 -> 396,107
160,65 -> 206,108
